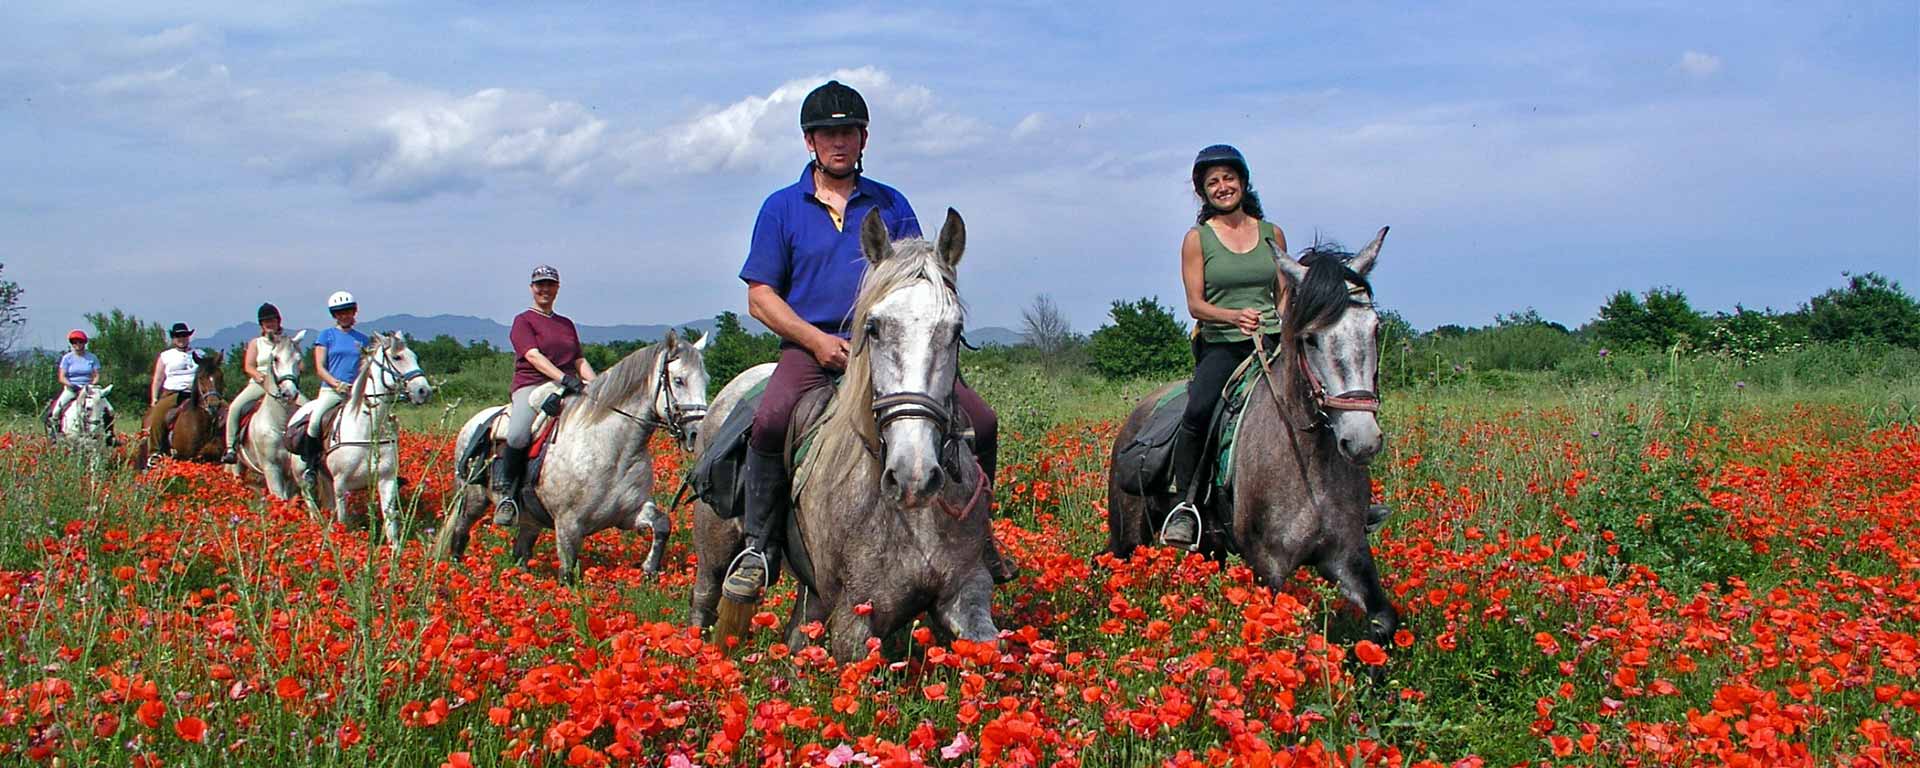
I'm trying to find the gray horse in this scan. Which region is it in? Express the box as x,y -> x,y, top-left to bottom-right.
691,209 -> 1000,660
436,333 -> 709,578
1106,228 -> 1399,652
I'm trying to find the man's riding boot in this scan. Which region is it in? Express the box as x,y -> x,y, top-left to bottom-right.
722,447 -> 789,603
1160,423 -> 1206,549
492,445 -> 530,526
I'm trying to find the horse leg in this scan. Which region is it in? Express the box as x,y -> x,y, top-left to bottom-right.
554,518 -> 586,583
931,570 -> 1001,646
435,487 -> 486,561
509,522 -> 541,569
784,587 -> 830,649
826,599 -> 879,662
689,513 -> 742,630
636,501 -> 671,575
331,468 -> 354,528
379,467 -> 405,551
1318,546 -> 1400,652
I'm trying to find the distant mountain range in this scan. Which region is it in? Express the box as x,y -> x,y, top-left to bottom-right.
200,313 -> 1024,352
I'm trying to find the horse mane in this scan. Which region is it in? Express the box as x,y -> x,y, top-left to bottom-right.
808,237 -> 960,492
1283,247 -> 1370,338
570,340 -> 672,426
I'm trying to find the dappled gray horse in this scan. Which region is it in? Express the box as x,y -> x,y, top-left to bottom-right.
1106,228 -> 1399,651
437,333 -> 708,578
692,209 -> 999,660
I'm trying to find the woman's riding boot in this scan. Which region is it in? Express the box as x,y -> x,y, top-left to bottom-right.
722,446 -> 789,603
492,445 -> 529,526
1160,423 -> 1207,549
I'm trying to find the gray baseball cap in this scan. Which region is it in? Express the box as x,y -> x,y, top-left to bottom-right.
530,265 -> 560,284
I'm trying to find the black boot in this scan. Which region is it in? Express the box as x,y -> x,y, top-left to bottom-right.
722,446 -> 789,603
299,432 -> 322,484
492,445 -> 529,526
1160,423 -> 1207,549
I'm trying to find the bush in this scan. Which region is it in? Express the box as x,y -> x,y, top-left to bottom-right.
700,312 -> 780,392
1591,287 -> 1709,351
1087,298 -> 1188,381
1804,272 -> 1920,348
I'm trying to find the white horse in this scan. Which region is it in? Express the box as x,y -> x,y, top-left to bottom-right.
232,330 -> 308,499
300,332 -> 433,549
437,331 -> 709,578
50,385 -> 115,446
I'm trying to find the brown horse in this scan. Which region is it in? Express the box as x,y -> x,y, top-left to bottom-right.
1105,228 -> 1398,653
138,351 -> 226,468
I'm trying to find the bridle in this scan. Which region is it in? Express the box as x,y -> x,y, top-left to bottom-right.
1255,292 -> 1382,431
266,341 -> 302,401
361,340 -> 428,404
648,345 -> 706,448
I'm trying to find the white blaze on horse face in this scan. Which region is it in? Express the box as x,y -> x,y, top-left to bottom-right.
1307,297 -> 1383,464
660,352 -> 709,418
271,338 -> 302,399
869,280 -> 961,507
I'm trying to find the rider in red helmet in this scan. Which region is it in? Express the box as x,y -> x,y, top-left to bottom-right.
51,329 -> 103,432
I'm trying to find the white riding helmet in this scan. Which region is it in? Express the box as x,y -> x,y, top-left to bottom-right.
326,291 -> 357,312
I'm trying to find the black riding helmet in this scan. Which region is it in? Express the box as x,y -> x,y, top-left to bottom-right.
800,80 -> 869,131
257,303 -> 280,323
1192,144 -> 1251,185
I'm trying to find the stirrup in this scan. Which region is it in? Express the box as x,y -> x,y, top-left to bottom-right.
1158,501 -> 1203,551
493,495 -> 519,525
721,547 -> 772,601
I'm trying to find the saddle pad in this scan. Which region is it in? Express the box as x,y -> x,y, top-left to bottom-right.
458,408 -> 508,484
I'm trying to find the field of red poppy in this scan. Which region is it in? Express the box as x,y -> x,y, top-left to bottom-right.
1,381 -> 1917,767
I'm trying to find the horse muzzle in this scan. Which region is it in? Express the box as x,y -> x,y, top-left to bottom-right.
1331,411 -> 1384,465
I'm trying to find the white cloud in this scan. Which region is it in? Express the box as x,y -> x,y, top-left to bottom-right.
1679,50 -> 1722,78
1012,112 -> 1048,140
626,66 -> 988,181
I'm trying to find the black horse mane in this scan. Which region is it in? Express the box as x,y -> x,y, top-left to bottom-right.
1285,246 -> 1371,335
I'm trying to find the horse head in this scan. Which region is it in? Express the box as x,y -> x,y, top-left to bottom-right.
368,332 -> 433,405
655,329 -> 711,448
845,207 -> 968,509
267,330 -> 307,400
1274,227 -> 1389,465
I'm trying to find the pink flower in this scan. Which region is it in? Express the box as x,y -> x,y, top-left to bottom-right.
940,731 -> 975,760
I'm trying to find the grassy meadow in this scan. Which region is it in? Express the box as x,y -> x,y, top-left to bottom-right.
1,346 -> 1917,766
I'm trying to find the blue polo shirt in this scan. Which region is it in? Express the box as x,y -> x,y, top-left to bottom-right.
314,326 -> 369,384
741,163 -> 922,337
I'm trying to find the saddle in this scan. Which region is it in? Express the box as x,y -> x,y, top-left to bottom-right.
455,383 -> 571,523
689,378 -> 977,519
1113,353 -> 1266,509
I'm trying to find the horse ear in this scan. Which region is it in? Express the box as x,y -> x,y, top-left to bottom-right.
860,208 -> 893,264
1349,226 -> 1388,276
692,331 -> 710,351
98,385 -> 113,397
1272,239 -> 1308,286
392,330 -> 408,345
291,329 -> 307,345
937,208 -> 966,268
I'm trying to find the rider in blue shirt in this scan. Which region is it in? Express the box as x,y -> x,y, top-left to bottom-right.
721,81 -> 1012,604
297,291 -> 369,477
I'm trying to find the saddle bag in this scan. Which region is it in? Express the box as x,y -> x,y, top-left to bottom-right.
1113,385 -> 1189,497
689,385 -> 767,520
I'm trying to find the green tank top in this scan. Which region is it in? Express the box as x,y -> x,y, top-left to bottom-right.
1196,219 -> 1282,342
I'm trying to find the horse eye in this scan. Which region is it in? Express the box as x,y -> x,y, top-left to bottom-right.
674,377 -> 686,387
865,318 -> 881,340
1304,334 -> 1321,349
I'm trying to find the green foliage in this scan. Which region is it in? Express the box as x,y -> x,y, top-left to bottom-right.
1704,306 -> 1804,362
1591,287 -> 1709,351
700,311 -> 781,392
82,309 -> 167,394
0,353 -> 55,416
0,263 -> 23,355
1804,271 -> 1920,348
1087,298 -> 1188,381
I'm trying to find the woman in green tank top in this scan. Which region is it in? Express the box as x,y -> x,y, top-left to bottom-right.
1161,144 -> 1290,549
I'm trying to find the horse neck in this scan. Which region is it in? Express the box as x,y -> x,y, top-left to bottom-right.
342,363 -> 385,428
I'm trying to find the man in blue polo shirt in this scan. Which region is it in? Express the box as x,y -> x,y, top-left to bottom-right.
722,80 -> 1013,604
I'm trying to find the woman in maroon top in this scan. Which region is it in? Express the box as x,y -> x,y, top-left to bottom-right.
494,264 -> 597,525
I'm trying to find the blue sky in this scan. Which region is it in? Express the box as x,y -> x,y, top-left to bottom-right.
3,1 -> 1915,349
